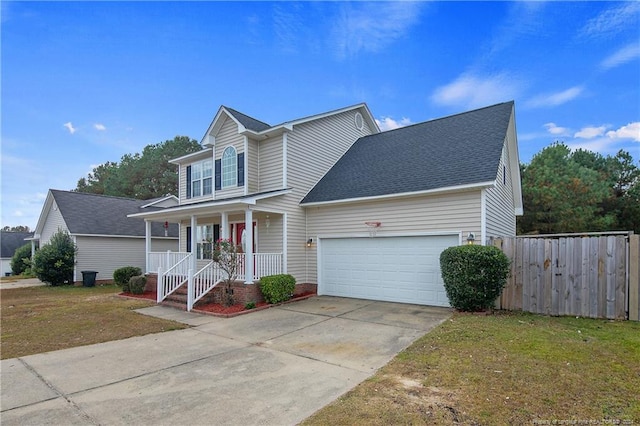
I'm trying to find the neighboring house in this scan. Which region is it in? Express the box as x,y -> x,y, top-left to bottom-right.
129,101 -> 522,309
1,231 -> 34,276
32,190 -> 179,283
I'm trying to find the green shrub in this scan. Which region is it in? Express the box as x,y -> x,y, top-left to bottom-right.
259,274 -> 296,304
439,245 -> 510,312
244,301 -> 256,310
10,243 -> 32,275
32,230 -> 77,286
114,266 -> 142,290
128,275 -> 147,294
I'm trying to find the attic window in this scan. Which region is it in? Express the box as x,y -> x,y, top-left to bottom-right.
354,112 -> 364,131
222,146 -> 237,188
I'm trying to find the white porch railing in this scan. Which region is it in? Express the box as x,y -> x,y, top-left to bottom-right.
149,251 -> 190,274
188,262 -> 224,311
157,253 -> 192,303
236,253 -> 283,281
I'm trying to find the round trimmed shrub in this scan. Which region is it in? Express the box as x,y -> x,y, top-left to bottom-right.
128,275 -> 147,294
11,243 -> 33,276
32,230 -> 76,286
439,245 -> 510,312
114,266 -> 142,291
259,274 -> 296,304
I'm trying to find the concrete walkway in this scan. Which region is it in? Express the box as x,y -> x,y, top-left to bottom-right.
1,296 -> 451,425
0,277 -> 46,290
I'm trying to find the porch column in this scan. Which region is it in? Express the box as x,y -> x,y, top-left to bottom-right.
244,208 -> 254,284
145,220 -> 151,273
190,215 -> 197,272
221,212 -> 229,240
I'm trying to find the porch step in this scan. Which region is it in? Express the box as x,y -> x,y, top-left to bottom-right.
160,283 -> 188,310
160,299 -> 188,311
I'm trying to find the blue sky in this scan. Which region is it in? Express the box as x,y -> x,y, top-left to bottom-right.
1,1 -> 639,230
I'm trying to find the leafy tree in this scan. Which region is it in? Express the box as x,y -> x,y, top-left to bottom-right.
76,136 -> 201,199
32,230 -> 77,286
518,143 -> 639,234
2,225 -> 31,232
10,243 -> 33,275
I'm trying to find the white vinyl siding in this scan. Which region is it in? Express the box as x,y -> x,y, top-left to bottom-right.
485,139 -> 517,239
305,191 -> 481,284
75,236 -> 177,282
258,135 -> 284,192
248,138 -> 260,193
215,116 -> 245,199
40,200 -> 69,244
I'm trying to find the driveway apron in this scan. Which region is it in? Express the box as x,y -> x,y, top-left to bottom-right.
1,296 -> 451,425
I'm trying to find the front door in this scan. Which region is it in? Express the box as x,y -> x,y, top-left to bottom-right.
231,222 -> 256,253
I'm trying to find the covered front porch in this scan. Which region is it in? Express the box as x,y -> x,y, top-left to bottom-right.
131,193 -> 289,311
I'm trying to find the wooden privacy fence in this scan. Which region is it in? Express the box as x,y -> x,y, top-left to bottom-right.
495,233 -> 639,321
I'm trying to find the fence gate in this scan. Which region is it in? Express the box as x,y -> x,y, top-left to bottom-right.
496,233 -> 639,320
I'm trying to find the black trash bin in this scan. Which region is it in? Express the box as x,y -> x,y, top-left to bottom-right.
81,271 -> 98,287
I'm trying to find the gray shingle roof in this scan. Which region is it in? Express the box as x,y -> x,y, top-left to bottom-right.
301,101 -> 514,204
50,190 -> 178,237
224,107 -> 272,132
1,231 -> 34,258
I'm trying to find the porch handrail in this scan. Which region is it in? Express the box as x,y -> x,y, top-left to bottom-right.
253,253 -> 283,280
149,251 -> 190,274
188,262 -> 224,311
157,253 -> 192,303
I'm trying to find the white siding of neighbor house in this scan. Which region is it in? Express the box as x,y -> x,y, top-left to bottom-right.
258,109 -> 374,284
1,259 -> 12,276
304,190 -> 482,284
485,124 -> 517,239
214,116 -> 245,199
258,135 -> 284,192
76,236 -> 177,282
40,200 -> 70,244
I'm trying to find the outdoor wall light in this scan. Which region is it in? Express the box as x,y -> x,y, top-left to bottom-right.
306,238 -> 313,247
265,215 -> 270,229
467,233 -> 475,245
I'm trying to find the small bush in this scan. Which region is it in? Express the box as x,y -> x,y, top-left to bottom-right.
114,266 -> 142,290
11,243 -> 33,276
439,245 -> 510,312
32,230 -> 76,286
259,274 -> 296,304
244,301 -> 256,310
128,275 -> 147,294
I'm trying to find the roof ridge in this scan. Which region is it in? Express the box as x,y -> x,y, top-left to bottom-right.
222,106 -> 272,129
51,189 -> 144,202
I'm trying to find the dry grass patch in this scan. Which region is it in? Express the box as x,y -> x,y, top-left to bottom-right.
303,312 -> 640,425
1,285 -> 187,359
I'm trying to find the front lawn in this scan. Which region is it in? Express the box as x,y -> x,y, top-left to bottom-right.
1,285 -> 188,359
303,312 -> 640,425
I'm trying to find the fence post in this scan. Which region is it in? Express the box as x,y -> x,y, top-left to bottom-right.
187,268 -> 194,312
157,266 -> 164,303
629,235 -> 639,321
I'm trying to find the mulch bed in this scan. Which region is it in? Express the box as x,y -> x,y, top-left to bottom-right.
119,290 -> 317,318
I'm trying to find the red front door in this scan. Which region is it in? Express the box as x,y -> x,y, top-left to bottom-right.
232,222 -> 256,253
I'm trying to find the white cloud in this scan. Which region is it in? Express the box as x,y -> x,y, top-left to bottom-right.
63,122 -> 76,134
376,117 -> 412,131
94,123 -> 106,131
575,125 -> 607,139
581,3 -> 640,38
606,122 -> 640,142
525,86 -> 583,108
430,73 -> 521,109
543,122 -> 569,136
331,2 -> 422,59
600,43 -> 640,70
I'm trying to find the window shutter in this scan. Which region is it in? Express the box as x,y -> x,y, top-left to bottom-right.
214,224 -> 220,243
186,226 -> 192,252
237,152 -> 245,187
186,166 -> 192,199
215,159 -> 222,190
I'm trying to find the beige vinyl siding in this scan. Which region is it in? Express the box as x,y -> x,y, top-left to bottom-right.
215,116 -> 245,199
75,236 -> 177,281
41,200 -> 69,244
258,135 -> 284,192
258,109 -> 374,284
485,137 -> 517,238
305,191 -> 482,284
248,138 -> 259,193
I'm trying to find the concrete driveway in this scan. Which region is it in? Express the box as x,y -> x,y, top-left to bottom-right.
1,296 -> 451,425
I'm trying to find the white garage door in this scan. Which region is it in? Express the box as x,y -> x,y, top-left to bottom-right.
319,235 -> 458,307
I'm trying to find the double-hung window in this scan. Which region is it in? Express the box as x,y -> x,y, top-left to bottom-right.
187,224 -> 220,260
188,159 -> 213,198
221,147 -> 237,188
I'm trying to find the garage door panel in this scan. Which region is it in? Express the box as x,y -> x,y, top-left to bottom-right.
320,235 -> 457,307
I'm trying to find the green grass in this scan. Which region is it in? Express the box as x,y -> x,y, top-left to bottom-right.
302,312 -> 640,425
1,285 -> 188,359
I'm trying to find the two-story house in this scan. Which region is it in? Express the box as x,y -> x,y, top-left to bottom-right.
129,101 -> 522,310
